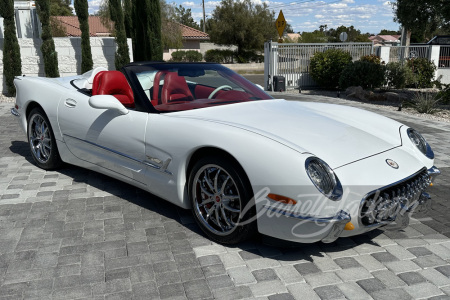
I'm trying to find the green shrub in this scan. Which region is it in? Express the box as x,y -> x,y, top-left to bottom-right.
204,49 -> 234,63
385,62 -> 413,89
310,48 -> 352,88
235,50 -> 263,63
360,54 -> 382,64
406,58 -> 436,88
204,49 -> 262,63
171,50 -> 186,62
1,0 -> 22,96
437,84 -> 450,105
407,92 -> 441,114
339,61 -> 386,90
185,50 -> 203,62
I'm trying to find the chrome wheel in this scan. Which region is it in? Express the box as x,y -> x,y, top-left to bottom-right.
28,113 -> 52,164
192,164 -> 242,236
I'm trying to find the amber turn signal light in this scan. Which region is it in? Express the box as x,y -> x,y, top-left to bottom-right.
267,193 -> 297,205
344,222 -> 355,231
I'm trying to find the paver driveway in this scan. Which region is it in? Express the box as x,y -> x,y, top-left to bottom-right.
0,94 -> 449,300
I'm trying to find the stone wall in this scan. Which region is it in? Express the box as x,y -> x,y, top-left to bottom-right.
0,37 -> 133,94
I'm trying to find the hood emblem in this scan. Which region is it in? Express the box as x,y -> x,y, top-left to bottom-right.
386,159 -> 399,169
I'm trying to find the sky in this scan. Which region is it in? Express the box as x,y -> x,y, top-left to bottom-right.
85,0 -> 399,35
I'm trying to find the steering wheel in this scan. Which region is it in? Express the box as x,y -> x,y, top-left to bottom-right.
208,85 -> 233,99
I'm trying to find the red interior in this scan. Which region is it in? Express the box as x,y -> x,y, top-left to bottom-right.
161,73 -> 194,104
152,70 -> 168,106
194,85 -> 214,99
92,71 -> 135,108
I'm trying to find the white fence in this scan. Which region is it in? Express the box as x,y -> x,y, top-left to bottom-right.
264,42 -> 374,90
0,37 -> 133,94
265,43 -> 450,90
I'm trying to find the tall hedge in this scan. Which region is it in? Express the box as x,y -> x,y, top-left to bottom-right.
123,0 -> 133,38
36,0 -> 60,77
109,0 -> 130,69
0,0 -> 22,96
74,0 -> 93,73
133,0 -> 162,61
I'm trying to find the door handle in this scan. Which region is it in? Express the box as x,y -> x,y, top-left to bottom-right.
65,99 -> 77,108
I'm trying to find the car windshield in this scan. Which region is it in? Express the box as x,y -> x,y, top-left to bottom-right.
125,63 -> 273,112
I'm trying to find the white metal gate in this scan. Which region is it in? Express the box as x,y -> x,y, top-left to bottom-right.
264,42 -> 374,90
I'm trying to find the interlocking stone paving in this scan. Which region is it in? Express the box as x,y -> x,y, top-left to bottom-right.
0,93 -> 449,300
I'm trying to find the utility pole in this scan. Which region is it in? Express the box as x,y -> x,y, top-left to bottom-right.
202,0 -> 206,32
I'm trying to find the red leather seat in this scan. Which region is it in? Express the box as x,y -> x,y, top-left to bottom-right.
161,72 -> 194,104
92,71 -> 135,108
152,70 -> 168,106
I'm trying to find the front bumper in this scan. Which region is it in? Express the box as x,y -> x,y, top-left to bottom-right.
257,166 -> 440,244
359,166 -> 440,229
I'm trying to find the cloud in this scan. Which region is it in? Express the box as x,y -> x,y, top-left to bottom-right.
329,3 -> 348,8
205,1 -> 220,8
182,1 -> 196,6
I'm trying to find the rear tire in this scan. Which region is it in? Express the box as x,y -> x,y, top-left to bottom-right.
27,108 -> 62,170
188,155 -> 257,244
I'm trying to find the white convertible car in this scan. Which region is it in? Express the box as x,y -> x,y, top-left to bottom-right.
12,62 -> 440,244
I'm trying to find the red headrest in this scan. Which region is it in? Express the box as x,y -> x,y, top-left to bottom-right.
161,72 -> 193,104
92,71 -> 134,108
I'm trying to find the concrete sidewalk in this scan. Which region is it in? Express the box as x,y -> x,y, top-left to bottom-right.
0,95 -> 449,300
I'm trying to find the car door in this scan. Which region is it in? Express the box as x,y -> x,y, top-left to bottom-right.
58,91 -> 148,184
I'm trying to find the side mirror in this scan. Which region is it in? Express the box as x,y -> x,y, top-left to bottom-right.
88,95 -> 128,115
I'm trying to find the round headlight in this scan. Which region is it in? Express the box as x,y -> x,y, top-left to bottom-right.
305,157 -> 342,200
407,128 -> 434,159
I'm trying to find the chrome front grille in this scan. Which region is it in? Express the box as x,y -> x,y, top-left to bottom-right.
360,168 -> 431,226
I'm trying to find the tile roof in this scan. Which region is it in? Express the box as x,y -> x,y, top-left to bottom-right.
54,17 -> 209,41
177,23 -> 209,40
369,35 -> 401,42
54,16 -> 112,37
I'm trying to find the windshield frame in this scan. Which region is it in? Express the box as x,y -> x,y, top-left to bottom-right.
122,62 -> 273,114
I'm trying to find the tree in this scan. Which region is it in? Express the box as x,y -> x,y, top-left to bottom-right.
74,0 -> 93,73
209,0 -> 277,53
174,5 -> 200,29
378,29 -> 401,35
97,0 -> 114,35
50,0 -> 73,16
36,0 -> 60,77
200,18 -> 213,34
160,0 -> 183,49
393,0 -> 441,45
123,0 -> 133,38
300,25 -> 370,43
50,17 -> 67,37
327,25 -> 368,42
284,23 -> 294,34
0,0 -> 22,96
133,0 -> 162,61
109,0 -> 130,69
299,30 -> 327,43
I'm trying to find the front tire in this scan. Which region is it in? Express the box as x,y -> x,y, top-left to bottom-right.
188,156 -> 257,244
27,108 -> 62,170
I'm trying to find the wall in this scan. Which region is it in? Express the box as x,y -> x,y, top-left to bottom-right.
224,63 -> 263,72
199,42 -> 237,55
0,37 -> 133,94
163,42 -> 238,61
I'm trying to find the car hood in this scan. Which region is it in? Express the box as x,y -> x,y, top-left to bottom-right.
171,99 -> 403,168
